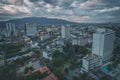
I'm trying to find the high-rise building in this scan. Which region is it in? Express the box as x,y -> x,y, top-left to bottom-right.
61,25 -> 71,39
61,26 -> 66,38
72,37 -> 88,46
92,28 -> 115,62
26,22 -> 37,36
6,23 -> 17,37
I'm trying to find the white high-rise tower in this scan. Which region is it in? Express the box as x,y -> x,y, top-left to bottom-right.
6,23 -> 17,37
61,25 -> 71,39
61,26 -> 66,38
26,22 -> 37,36
92,28 -> 115,62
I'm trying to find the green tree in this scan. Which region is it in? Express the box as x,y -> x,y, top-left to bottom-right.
0,65 -> 17,80
100,75 -> 109,80
107,64 -> 113,71
24,72 -> 48,80
112,61 -> 118,68
53,50 -> 61,57
80,72 -> 88,80
64,67 -> 69,74
73,76 -> 79,80
24,66 -> 34,74
53,57 -> 65,67
53,68 -> 64,80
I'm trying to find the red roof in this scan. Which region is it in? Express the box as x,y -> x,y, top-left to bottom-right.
39,66 -> 50,73
24,66 -> 59,80
25,66 -> 50,76
41,73 -> 59,80
32,66 -> 50,74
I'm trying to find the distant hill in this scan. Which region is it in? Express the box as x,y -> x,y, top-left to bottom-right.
0,17 -> 78,27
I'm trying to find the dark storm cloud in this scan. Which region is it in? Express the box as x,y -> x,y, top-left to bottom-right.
0,0 -> 9,5
0,0 -> 120,22
0,13 -> 13,16
29,0 -> 39,2
95,9 -> 120,22
43,0 -> 53,4
102,0 -> 120,7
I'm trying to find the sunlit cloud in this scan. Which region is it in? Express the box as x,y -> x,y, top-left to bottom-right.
2,5 -> 17,14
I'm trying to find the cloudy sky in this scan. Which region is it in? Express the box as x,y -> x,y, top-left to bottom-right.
0,0 -> 120,23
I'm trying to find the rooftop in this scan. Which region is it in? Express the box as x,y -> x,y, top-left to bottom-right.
83,54 -> 101,61
24,66 -> 59,80
30,66 -> 50,74
96,28 -> 114,34
42,73 -> 59,80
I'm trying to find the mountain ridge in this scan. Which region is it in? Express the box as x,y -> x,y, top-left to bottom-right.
0,17 -> 79,27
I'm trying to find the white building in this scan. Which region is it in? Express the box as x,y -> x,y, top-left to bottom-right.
92,28 -> 115,62
82,54 -> 102,72
72,37 -> 89,46
42,51 -> 52,60
6,23 -> 17,37
61,26 -> 71,39
61,26 -> 66,38
26,22 -> 37,36
7,52 -> 34,62
31,42 -> 39,48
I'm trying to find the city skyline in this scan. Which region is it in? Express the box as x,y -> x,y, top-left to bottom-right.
0,0 -> 120,23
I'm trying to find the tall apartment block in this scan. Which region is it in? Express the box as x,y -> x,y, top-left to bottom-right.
6,23 -> 17,37
82,28 -> 115,72
26,22 -> 37,36
61,25 -> 71,39
92,28 -> 115,62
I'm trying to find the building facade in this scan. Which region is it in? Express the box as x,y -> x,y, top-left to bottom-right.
26,22 -> 37,36
6,23 -> 17,37
82,54 -> 102,72
92,28 -> 115,62
72,37 -> 88,46
61,26 -> 71,39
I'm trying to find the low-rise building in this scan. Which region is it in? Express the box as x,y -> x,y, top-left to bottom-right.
42,51 -> 52,60
7,52 -> 34,62
72,37 -> 89,46
82,54 -> 102,72
25,66 -> 59,80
